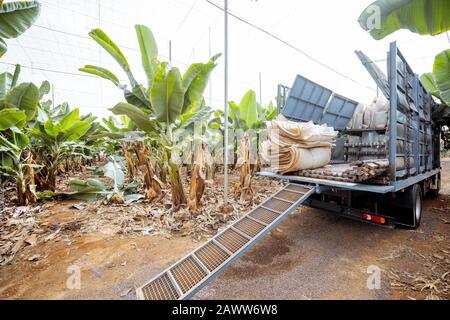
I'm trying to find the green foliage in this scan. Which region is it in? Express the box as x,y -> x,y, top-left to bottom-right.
358,0 -> 450,40
228,90 -> 276,131
88,28 -> 137,87
0,0 -> 41,57
45,156 -> 144,204
29,108 -> 91,144
135,24 -> 158,85
150,63 -> 185,124
3,82 -> 39,120
433,49 -> 450,106
0,108 -> 26,130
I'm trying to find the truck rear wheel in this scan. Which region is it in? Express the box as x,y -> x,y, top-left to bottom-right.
392,184 -> 423,229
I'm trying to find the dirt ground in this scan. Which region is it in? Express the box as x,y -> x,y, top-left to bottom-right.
0,161 -> 449,300
196,160 -> 450,300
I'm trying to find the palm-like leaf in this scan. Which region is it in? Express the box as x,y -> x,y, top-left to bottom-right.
135,24 -> 158,85
433,49 -> 450,105
0,0 -> 41,57
0,108 -> 26,130
238,90 -> 258,130
4,82 -> 39,120
150,63 -> 184,124
110,102 -> 156,132
88,28 -> 138,87
182,54 -> 220,112
79,65 -> 120,87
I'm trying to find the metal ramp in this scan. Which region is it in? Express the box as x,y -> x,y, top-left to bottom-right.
136,183 -> 315,300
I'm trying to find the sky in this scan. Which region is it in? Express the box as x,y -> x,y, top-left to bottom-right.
2,0 -> 449,117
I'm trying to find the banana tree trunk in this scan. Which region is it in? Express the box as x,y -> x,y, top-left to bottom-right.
16,177 -> 27,206
47,168 -> 57,192
189,144 -> 206,211
239,133 -> 253,202
134,142 -> 162,201
205,145 -> 215,181
168,160 -> 186,210
22,149 -> 37,204
124,143 -> 136,178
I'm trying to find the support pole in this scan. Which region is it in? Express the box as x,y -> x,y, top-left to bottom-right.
208,26 -> 212,107
223,0 -> 229,204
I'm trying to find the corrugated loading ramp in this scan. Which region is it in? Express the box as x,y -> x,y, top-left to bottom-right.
136,183 -> 315,300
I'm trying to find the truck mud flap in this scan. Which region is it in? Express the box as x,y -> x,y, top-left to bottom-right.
136,183 -> 316,300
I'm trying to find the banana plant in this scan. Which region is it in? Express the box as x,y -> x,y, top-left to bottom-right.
28,108 -> 91,191
0,108 -> 39,205
40,156 -> 144,205
0,79 -> 40,121
79,25 -> 156,110
0,0 -> 41,57
81,24 -> 220,210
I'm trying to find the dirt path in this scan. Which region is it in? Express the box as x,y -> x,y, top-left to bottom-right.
195,160 -> 450,300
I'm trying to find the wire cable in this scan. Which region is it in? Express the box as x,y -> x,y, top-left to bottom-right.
204,0 -> 375,91
172,0 -> 199,40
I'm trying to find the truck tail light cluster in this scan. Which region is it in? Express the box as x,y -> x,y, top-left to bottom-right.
362,213 -> 386,224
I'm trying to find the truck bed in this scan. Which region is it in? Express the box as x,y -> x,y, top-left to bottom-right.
258,169 -> 440,194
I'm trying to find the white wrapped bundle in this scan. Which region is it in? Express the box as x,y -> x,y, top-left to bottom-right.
363,96 -> 389,129
261,142 -> 331,174
267,120 -> 337,148
262,120 -> 337,174
348,103 -> 365,130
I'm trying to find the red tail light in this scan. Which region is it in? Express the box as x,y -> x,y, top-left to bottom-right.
362,213 -> 386,224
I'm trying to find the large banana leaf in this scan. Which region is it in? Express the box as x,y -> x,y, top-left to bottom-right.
64,178 -> 107,201
29,107 -> 91,143
358,0 -> 450,40
0,108 -> 26,130
238,90 -> 258,130
433,49 -> 450,106
0,1 -> 41,57
62,121 -> 90,141
182,55 -> 220,112
110,102 -> 156,132
88,28 -> 138,87
150,63 -> 184,124
58,108 -> 80,131
124,85 -> 152,110
135,25 -> 158,84
103,159 -> 125,192
4,82 -> 39,120
420,73 -> 441,98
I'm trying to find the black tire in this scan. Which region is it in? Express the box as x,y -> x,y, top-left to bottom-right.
410,184 -> 423,229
